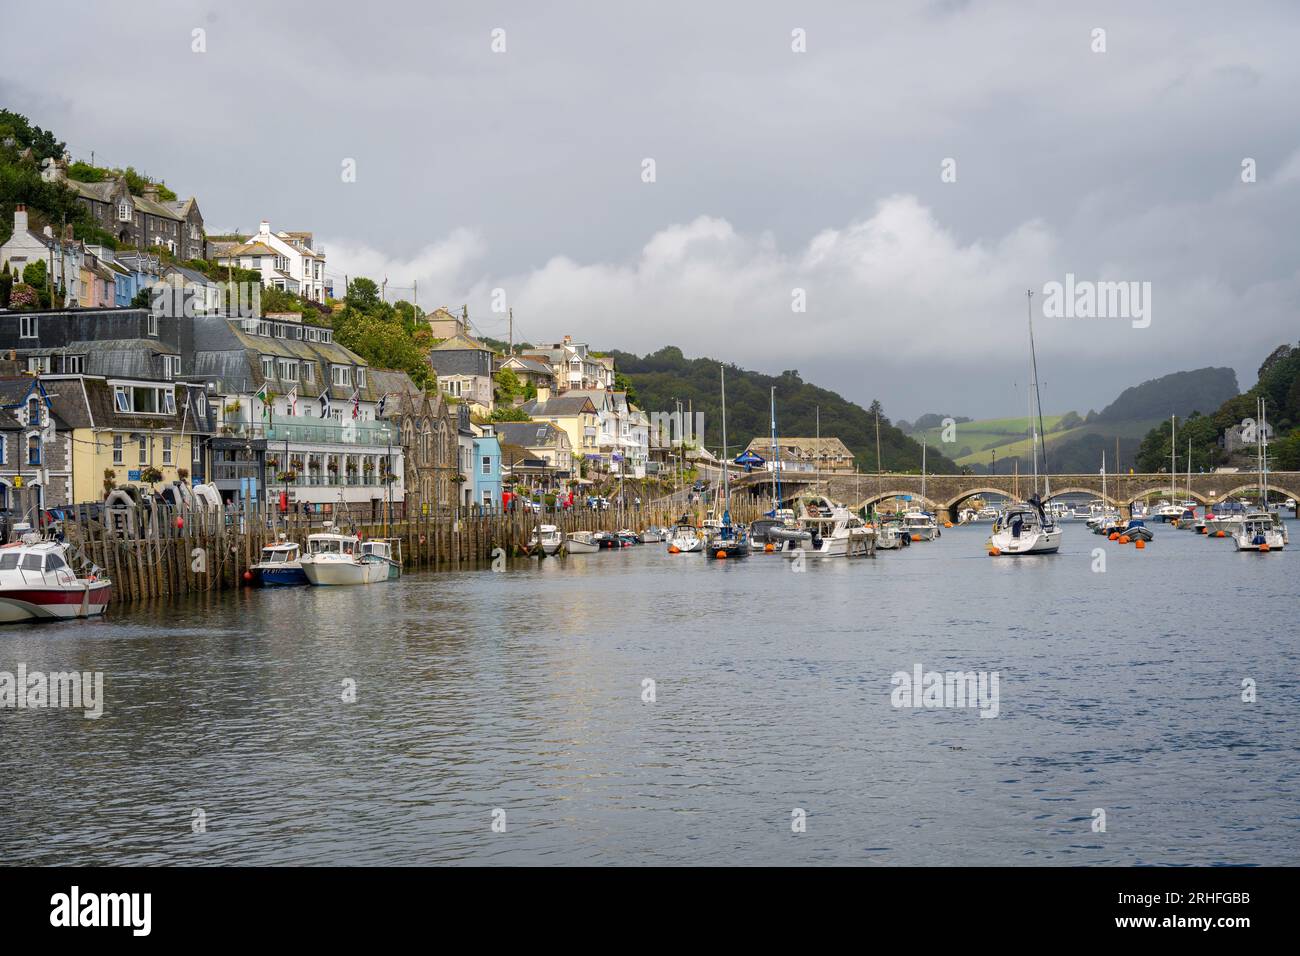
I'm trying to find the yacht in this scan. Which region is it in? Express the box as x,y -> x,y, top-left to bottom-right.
0,536 -> 112,623
901,510 -> 940,541
987,497 -> 1062,555
252,538 -> 307,586
667,522 -> 704,553
1233,513 -> 1285,552
750,509 -> 797,550
638,527 -> 664,544
705,364 -> 750,561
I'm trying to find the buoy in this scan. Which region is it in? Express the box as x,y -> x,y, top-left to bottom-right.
1260,543 -> 1270,552
1118,535 -> 1130,544
911,534 -> 921,542
1216,530 -> 1226,538
764,543 -> 775,553
242,570 -> 253,582
1199,527 -> 1207,534
1135,539 -> 1145,549
668,545 -> 680,554
944,521 -> 953,528
175,516 -> 184,530
988,547 -> 1000,556
715,550 -> 728,559
1109,532 -> 1119,541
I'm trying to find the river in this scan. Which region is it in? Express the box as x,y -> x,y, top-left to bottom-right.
2,521 -> 1297,865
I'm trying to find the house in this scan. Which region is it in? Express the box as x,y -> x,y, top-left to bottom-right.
369,367 -> 457,515
429,330 -> 496,413
219,221 -> 325,301
518,390 -> 600,479
500,355 -> 555,395
189,311 -> 400,513
741,436 -> 857,473
0,376 -> 72,513
0,306 -> 184,380
494,420 -> 574,482
562,389 -> 648,477
0,205 -> 80,305
58,160 -> 200,256
160,263 -> 222,314
77,245 -> 116,308
426,305 -> 468,340
472,423 -> 502,512
523,336 -> 615,393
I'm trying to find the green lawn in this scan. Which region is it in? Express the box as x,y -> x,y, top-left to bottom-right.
913,416 -> 1157,467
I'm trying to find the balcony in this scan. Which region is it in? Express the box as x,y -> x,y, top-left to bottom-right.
219,414 -> 394,447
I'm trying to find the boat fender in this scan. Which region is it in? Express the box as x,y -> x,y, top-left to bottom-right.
1135,539 -> 1145,550
715,550 -> 728,559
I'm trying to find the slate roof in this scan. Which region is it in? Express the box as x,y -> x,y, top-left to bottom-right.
494,421 -> 568,449
520,395 -> 598,418
190,316 -> 376,399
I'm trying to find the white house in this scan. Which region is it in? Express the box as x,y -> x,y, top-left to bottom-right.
0,205 -> 80,305
225,221 -> 327,301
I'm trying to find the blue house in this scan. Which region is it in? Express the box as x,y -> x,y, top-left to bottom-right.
472,425 -> 502,512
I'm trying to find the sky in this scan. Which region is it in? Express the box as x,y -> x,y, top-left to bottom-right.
3,0 -> 1299,420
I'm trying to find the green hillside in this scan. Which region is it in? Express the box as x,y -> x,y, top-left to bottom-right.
611,346 -> 956,473
914,416 -> 1158,472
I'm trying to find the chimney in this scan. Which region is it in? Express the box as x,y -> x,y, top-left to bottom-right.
259,219 -> 270,236
13,204 -> 27,236
143,184 -> 160,202
563,335 -> 572,344
536,384 -> 551,404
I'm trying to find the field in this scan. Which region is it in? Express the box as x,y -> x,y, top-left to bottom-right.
912,415 -> 1159,469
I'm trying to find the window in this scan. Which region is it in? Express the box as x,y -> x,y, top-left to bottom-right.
277,358 -> 298,381
113,435 -> 123,465
147,313 -> 159,336
138,436 -> 147,465
482,489 -> 492,507
262,356 -> 275,379
20,315 -> 38,338
117,201 -> 132,222
162,390 -> 176,415
331,365 -> 350,387
320,330 -> 332,344
26,356 -> 51,374
193,440 -> 201,464
274,324 -> 286,339
481,455 -> 491,475
28,434 -> 41,466
163,355 -> 181,379
0,435 -> 5,465
63,355 -> 84,374
301,362 -> 314,384
306,328 -> 318,342
162,436 -> 173,465
114,386 -> 130,412
355,367 -> 366,388
45,553 -> 67,572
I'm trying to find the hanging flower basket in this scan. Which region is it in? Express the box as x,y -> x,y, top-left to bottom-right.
276,470 -> 298,483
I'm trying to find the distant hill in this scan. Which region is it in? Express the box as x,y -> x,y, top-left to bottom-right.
1095,367 -> 1239,423
912,367 -> 1240,474
610,346 -> 957,473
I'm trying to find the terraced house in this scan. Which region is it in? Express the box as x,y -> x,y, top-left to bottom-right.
190,310 -> 402,514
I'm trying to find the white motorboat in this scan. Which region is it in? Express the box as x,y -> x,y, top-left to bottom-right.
872,513 -> 911,549
776,496 -> 875,558
1233,513 -> 1285,552
638,527 -> 664,544
0,535 -> 112,623
252,538 -> 308,586
565,531 -> 600,554
528,524 -> 564,556
901,510 -> 940,541
988,499 -> 1062,555
301,531 -> 398,585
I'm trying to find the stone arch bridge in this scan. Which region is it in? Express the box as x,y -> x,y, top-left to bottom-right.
729,470 -> 1300,522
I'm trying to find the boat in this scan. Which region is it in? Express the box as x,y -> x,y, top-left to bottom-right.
901,510 -> 940,541
750,510 -> 797,550
974,506 -> 1000,522
0,535 -> 112,623
1233,513 -> 1284,551
872,513 -> 912,549
616,529 -> 639,546
775,495 -> 875,558
252,538 -> 308,586
987,291 -> 1062,557
957,507 -> 979,524
638,527 -> 664,544
565,531 -> 600,554
666,522 -> 704,553
1150,501 -> 1183,522
705,364 -> 750,560
528,524 -> 564,556
988,496 -> 1062,555
300,529 -> 398,586
593,531 -> 624,549
1232,398 -> 1285,552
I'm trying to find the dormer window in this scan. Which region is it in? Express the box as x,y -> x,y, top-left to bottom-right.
118,201 -> 132,222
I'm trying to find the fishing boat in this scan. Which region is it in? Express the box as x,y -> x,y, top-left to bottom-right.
527,524 -> 564,556
901,510 -> 940,541
252,537 -> 308,586
775,495 -> 875,558
705,364 -> 750,560
666,522 -> 704,553
301,529 -> 399,586
638,527 -> 664,544
0,535 -> 112,623
565,530 -> 600,553
872,513 -> 912,549
987,291 -> 1062,557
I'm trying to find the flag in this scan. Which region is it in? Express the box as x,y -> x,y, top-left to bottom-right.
377,392 -> 388,417
256,384 -> 270,418
287,385 -> 298,416
351,389 -> 360,420
318,389 -> 331,419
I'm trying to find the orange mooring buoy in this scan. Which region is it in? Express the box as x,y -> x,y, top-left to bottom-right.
668,545 -> 680,554
1261,543 -> 1271,552
911,534 -> 922,542
1135,539 -> 1146,549
988,547 -> 1000,556
1216,530 -> 1226,537
1119,535 -> 1130,544
764,542 -> 775,553
1108,532 -> 1119,541
716,550 -> 728,559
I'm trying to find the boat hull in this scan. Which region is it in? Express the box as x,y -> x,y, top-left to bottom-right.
988,528 -> 1062,555
565,537 -> 599,554
254,565 -> 309,587
302,559 -> 390,586
0,582 -> 113,623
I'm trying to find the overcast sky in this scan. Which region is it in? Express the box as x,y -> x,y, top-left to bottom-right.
4,1 -> 1299,419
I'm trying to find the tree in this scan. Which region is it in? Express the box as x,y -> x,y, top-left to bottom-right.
345,277 -> 381,312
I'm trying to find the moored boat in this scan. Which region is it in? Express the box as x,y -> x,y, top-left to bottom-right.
565,530 -> 600,554
528,524 -> 564,556
0,536 -> 112,623
667,523 -> 703,553
776,495 -> 875,558
252,538 -> 308,586
988,496 -> 1062,555
301,530 -> 397,586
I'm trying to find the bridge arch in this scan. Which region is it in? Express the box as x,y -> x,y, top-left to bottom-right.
858,489 -> 940,512
940,487 -> 1017,512
1208,483 -> 1300,506
1118,485 -> 1210,507
1042,486 -> 1120,507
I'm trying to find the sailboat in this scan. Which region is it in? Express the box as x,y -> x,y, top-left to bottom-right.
750,386 -> 797,549
1233,397 -> 1285,552
1151,416 -> 1183,522
706,365 -> 750,560
987,291 -> 1063,556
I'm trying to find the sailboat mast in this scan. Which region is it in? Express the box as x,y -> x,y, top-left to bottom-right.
1026,289 -> 1049,499
720,364 -> 730,520
770,386 -> 780,511
1170,414 -> 1176,502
